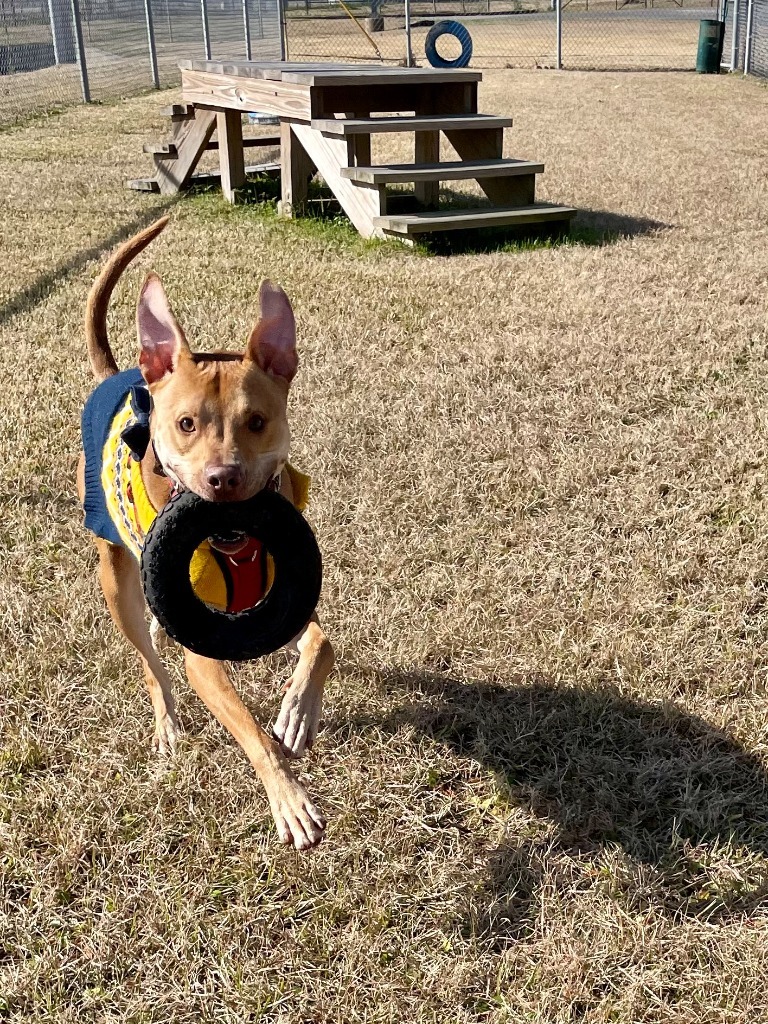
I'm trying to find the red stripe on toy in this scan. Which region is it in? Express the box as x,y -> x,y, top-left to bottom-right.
225,538 -> 267,613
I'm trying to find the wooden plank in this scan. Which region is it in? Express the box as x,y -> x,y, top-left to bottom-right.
146,136 -> 280,158
341,159 -> 545,184
144,141 -> 177,157
281,69 -> 482,87
179,60 -> 369,78
180,60 -> 481,86
374,204 -> 576,236
208,135 -> 280,151
290,121 -> 385,239
312,114 -> 513,136
126,162 -> 279,193
414,131 -> 439,208
154,107 -> 216,195
181,68 -> 312,120
159,103 -> 195,119
127,177 -> 160,192
351,133 -> 371,168
279,121 -> 316,217
188,162 -> 279,189
217,109 -> 246,203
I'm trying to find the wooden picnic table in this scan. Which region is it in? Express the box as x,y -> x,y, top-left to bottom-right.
178,60 -> 484,209
133,60 -> 574,242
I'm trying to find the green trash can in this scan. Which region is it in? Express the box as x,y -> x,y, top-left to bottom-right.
697,18 -> 725,73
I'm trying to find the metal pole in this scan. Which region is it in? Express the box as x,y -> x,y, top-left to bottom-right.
70,0 -> 90,101
242,0 -> 252,58
404,0 -> 413,66
48,0 -> 77,63
555,0 -> 562,68
145,0 -> 160,88
730,0 -> 739,67
278,0 -> 287,59
743,0 -> 754,71
201,0 -> 211,59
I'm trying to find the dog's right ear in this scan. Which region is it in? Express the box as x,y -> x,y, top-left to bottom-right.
137,272 -> 190,384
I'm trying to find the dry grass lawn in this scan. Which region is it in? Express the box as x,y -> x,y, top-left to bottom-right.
2,68 -> 768,1022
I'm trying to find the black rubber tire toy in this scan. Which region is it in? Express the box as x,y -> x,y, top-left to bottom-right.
141,489 -> 322,661
425,19 -> 473,69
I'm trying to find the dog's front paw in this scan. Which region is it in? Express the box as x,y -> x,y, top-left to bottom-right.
273,675 -> 323,758
153,712 -> 181,755
267,774 -> 326,850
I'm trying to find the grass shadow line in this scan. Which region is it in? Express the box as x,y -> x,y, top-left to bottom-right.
0,203 -> 175,327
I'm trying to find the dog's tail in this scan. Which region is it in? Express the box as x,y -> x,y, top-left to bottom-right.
85,215 -> 170,382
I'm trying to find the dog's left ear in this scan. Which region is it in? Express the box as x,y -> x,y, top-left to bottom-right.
246,281 -> 298,383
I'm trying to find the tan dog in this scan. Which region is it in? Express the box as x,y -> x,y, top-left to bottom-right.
76,216 -> 334,850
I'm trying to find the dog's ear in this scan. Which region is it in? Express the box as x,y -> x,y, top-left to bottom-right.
246,281 -> 298,383
137,272 -> 190,384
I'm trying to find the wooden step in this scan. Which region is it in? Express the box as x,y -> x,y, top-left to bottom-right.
312,114 -> 514,136
374,203 -> 577,237
144,135 -> 280,159
341,158 -> 544,185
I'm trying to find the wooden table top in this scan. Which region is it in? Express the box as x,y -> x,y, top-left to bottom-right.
180,60 -> 482,87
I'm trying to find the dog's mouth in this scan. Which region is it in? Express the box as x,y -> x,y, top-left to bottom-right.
208,530 -> 249,556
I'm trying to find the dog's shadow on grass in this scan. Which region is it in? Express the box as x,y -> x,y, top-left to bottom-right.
345,669 -> 768,935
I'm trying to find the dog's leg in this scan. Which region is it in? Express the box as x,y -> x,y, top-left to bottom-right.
96,538 -> 180,754
183,651 -> 326,849
273,617 -> 334,759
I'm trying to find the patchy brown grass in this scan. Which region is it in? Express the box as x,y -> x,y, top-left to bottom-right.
2,68 -> 768,1022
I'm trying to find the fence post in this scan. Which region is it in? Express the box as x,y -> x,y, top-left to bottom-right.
555,0 -> 562,68
404,0 -> 414,66
70,0 -> 90,102
243,0 -> 252,59
201,0 -> 212,59
730,0 -> 739,67
743,0 -> 754,71
48,0 -> 77,64
279,0 -> 288,60
145,0 -> 160,88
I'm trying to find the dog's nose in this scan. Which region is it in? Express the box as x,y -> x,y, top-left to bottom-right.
206,465 -> 243,495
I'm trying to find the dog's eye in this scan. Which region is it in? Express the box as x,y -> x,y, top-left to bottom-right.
248,415 -> 265,433
178,417 -> 195,434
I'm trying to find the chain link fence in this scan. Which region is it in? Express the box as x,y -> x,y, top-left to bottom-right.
283,0 -> 720,69
0,0 -> 282,126
723,0 -> 767,74
2,0 -> 765,129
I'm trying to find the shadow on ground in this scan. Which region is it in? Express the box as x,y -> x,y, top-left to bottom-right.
0,204 -> 174,327
187,173 -> 669,256
344,669 -> 768,935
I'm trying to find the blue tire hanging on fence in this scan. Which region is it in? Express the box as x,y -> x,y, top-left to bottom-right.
425,20 -> 473,69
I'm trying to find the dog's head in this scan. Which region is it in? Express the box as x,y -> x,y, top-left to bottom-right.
137,273 -> 296,503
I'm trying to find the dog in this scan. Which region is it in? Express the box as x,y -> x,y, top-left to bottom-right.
76,216 -> 334,850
